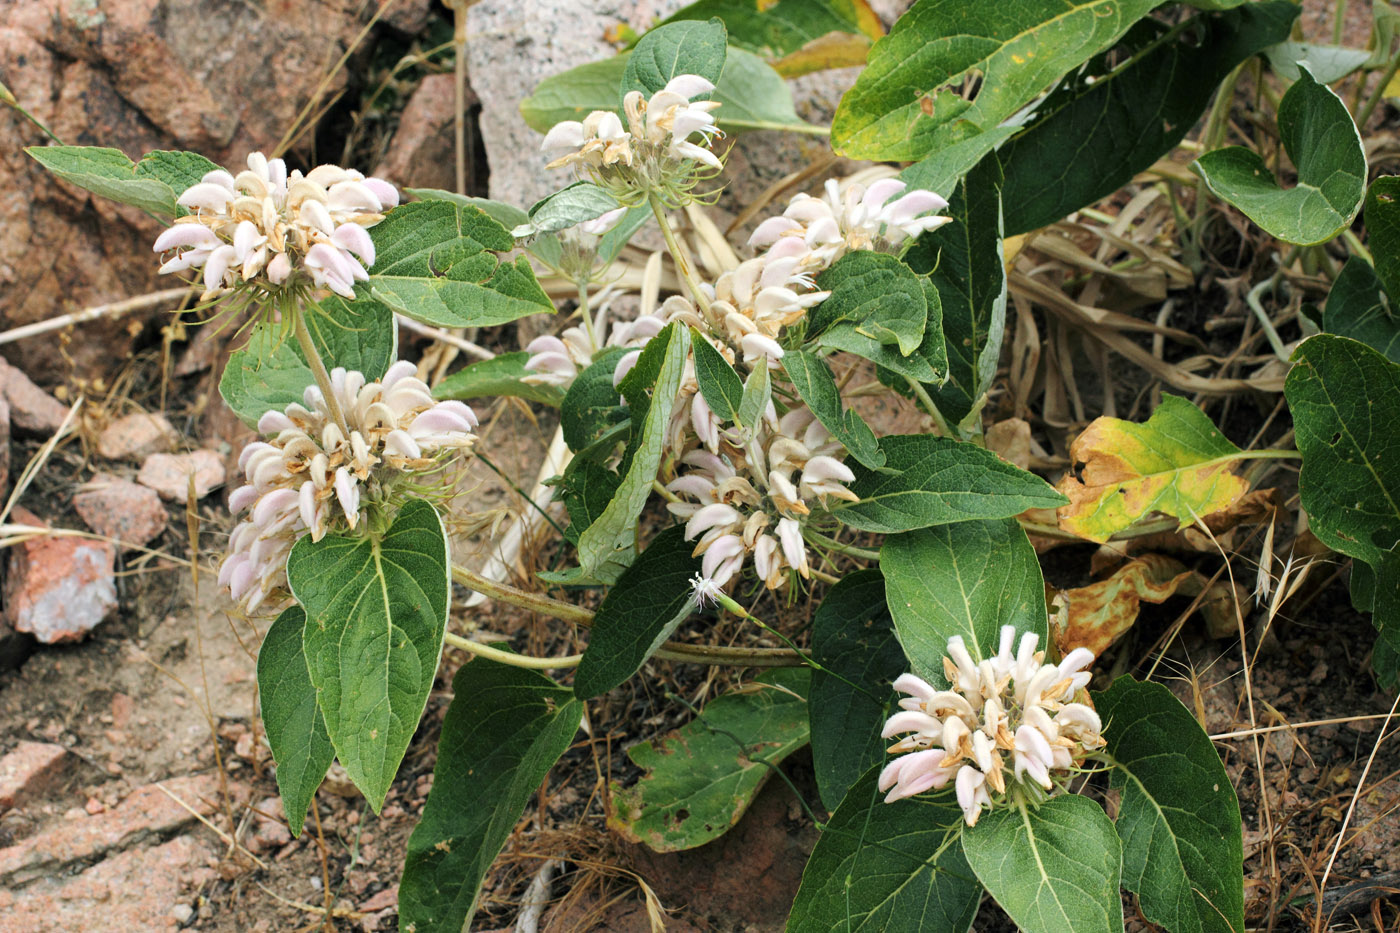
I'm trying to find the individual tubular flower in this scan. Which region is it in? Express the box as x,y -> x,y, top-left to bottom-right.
666,407 -> 857,591
541,75 -> 723,205
154,151 -> 399,301
879,626 -> 1103,826
523,303 -> 667,390
748,178 -> 950,274
219,361 -> 476,616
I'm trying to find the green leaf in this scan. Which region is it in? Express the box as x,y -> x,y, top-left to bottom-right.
1264,40 -> 1371,84
515,181 -> 622,238
610,668 -> 809,851
809,570 -> 906,810
405,188 -> 530,229
287,499 -> 449,810
1000,3 -> 1298,236
1366,176 -> 1400,301
556,456 -> 624,545
962,795 -> 1124,933
132,149 -> 222,201
433,351 -> 566,407
620,18 -> 728,99
900,127 -> 1019,202
1096,676 -> 1245,933
691,329 -> 746,425
256,606 -> 334,838
653,0 -> 882,71
365,200 -> 553,328
787,767 -> 981,933
1318,257 -> 1400,363
781,351 -> 885,471
739,356 -> 772,429
811,251 -> 928,357
398,659 -> 582,932
831,0 -> 1158,162
560,346 -> 631,453
25,145 -> 180,216
834,434 -> 1067,533
576,324 -> 690,579
904,158 -> 1006,427
1367,549 -> 1400,688
1055,394 -> 1250,543
881,518 -> 1046,685
574,526 -> 701,699
1286,334 -> 1400,568
218,296 -> 397,427
1193,64 -> 1365,245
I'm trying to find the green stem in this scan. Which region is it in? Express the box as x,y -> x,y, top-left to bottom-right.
648,192 -> 712,314
293,307 -> 350,437
1,82 -> 63,144
445,632 -> 582,669
908,379 -> 954,437
1356,47 -> 1400,129
803,528 -> 880,562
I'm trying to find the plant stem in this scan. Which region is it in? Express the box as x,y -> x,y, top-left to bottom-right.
802,528 -> 880,562
452,563 -> 593,624
1356,46 -> 1400,129
292,307 -> 350,437
445,632 -> 583,669
908,379 -> 954,437
648,192 -> 712,314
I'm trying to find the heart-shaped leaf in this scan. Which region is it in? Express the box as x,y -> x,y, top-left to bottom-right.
620,18 -> 728,99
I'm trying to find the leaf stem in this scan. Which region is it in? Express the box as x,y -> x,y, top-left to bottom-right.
908,378 -> 954,437
444,632 -> 583,669
802,528 -> 880,562
292,306 -> 350,437
648,192 -> 712,314
1356,46 -> 1400,129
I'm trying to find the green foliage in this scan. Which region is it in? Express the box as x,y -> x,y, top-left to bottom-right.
653,0 -> 882,76
1264,40 -> 1371,83
515,181 -> 622,238
782,351 -> 885,470
1316,257 -> 1400,362
831,0 -> 1158,162
881,518 -> 1047,685
398,660 -> 582,932
1366,176 -> 1400,301
560,347 -> 631,453
610,668 -> 809,851
286,499 -> 449,810
810,251 -> 929,362
1193,65 -> 1365,245
365,200 -> 554,328
256,606 -> 333,838
573,526 -> 701,699
834,434 -> 1066,533
1096,677 -> 1245,933
622,19 -> 728,99
787,767 -> 981,933
962,795 -> 1124,933
25,145 -> 217,216
999,2 -> 1298,236
691,329 -> 746,425
808,570 -> 905,810
433,351 -> 567,407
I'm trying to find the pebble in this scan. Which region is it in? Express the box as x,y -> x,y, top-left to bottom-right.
137,450 -> 226,501
95,413 -> 178,462
73,473 -> 168,548
3,507 -> 117,644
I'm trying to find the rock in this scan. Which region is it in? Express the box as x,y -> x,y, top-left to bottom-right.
0,358 -> 69,434
0,742 -> 69,813
382,0 -> 435,35
95,413 -> 178,461
375,74 -> 461,193
73,473 -> 168,548
137,450 -> 225,501
3,507 -> 117,644
0,395 -> 10,503
170,903 -> 194,925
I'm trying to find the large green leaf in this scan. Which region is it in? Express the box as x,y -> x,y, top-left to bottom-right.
1366,549 -> 1400,687
576,323 -> 689,579
1317,257 -> 1400,363
881,518 -> 1046,685
573,526 -> 701,699
620,18 -> 728,99
782,351 -> 885,471
904,158 -> 1005,427
286,499 -> 449,810
610,668 -> 810,851
560,346 -> 631,453
1000,2 -> 1298,236
834,434 -> 1066,533
691,329 -> 746,425
1193,64 -> 1365,245
218,296 -> 397,427
962,795 -> 1124,933
1286,334 -> 1400,568
1096,677 -> 1244,933
398,660 -> 582,932
831,0 -> 1159,162
365,200 -> 553,328
787,767 -> 981,933
515,181 -> 621,238
1264,40 -> 1371,84
809,570 -> 906,810
432,351 -> 566,407
256,606 -> 334,838
653,0 -> 882,75
132,149 -> 222,201
26,145 -> 181,216
1366,176 -> 1400,301
811,251 -> 928,359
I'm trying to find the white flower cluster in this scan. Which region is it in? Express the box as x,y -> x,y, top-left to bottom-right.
220,362 -> 476,615
750,178 -> 951,272
542,75 -> 722,200
879,627 -> 1104,826
153,152 -> 399,301
523,308 -> 667,389
668,408 -> 856,589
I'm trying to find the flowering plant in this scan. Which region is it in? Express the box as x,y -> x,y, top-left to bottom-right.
21,0 -> 1400,930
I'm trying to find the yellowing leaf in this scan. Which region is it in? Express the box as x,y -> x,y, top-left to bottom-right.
1055,395 -> 1249,542
771,31 -> 874,76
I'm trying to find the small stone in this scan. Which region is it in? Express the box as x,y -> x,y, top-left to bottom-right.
137,450 -> 226,501
0,741 -> 69,812
84,797 -> 106,816
0,358 -> 70,434
358,884 -> 398,913
111,693 -> 134,729
95,413 -> 179,461
4,507 -> 117,644
171,903 -> 194,924
73,473 -> 168,548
